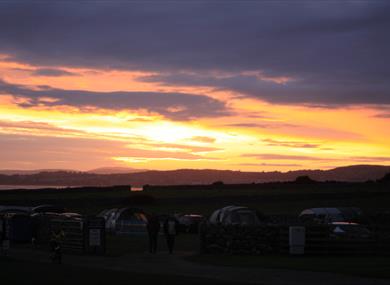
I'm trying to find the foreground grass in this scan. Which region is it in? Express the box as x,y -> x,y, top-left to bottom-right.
0,256 -> 243,285
186,254 -> 390,279
107,234 -> 390,280
106,233 -> 200,256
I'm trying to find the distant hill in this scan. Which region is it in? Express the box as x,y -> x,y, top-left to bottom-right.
87,167 -> 148,174
0,169 -> 73,175
0,165 -> 389,187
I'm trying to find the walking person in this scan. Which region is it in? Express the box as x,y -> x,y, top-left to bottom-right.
146,214 -> 160,254
163,216 -> 178,254
49,229 -> 64,264
0,217 -> 4,256
0,216 -> 10,256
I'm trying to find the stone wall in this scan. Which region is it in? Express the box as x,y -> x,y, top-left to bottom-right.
200,223 -> 279,255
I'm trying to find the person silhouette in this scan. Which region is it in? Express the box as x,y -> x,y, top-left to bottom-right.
146,214 -> 160,254
163,216 -> 178,254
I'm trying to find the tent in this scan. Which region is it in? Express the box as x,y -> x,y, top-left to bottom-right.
98,208 -> 118,232
99,208 -> 148,234
0,206 -> 31,214
32,205 -> 65,214
5,213 -> 33,242
209,205 -> 261,226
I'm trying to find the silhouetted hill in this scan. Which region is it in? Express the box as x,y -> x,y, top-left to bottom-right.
0,165 -> 389,187
0,169 -> 73,175
87,167 -> 148,174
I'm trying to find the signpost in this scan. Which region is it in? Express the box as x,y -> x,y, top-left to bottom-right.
289,226 -> 306,255
85,217 -> 106,255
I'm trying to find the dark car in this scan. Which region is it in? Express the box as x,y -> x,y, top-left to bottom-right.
329,222 -> 371,239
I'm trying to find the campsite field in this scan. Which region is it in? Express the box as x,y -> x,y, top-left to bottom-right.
0,256 -> 244,285
0,182 -> 389,216
7,233 -> 390,282
105,234 -> 390,279
186,254 -> 390,279
2,183 -> 390,283
106,234 -> 390,279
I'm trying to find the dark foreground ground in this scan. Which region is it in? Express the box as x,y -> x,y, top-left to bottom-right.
1,256 -> 243,285
2,234 -> 390,285
1,183 -> 390,284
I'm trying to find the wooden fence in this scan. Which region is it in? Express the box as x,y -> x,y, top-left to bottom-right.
50,216 -> 105,254
51,218 -> 85,252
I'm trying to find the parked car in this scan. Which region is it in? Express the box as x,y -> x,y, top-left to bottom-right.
299,207 -> 365,224
329,222 -> 371,239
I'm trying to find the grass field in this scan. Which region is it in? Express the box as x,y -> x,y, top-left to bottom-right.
107,234 -> 390,280
0,256 -> 243,285
2,183 -> 390,282
1,183 -> 389,216
106,233 -> 199,256
186,254 -> 390,279
10,233 -> 390,280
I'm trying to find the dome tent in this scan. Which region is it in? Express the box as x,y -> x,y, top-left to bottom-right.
209,205 -> 261,226
99,207 -> 148,234
98,208 -> 118,232
1,213 -> 32,242
0,206 -> 31,214
32,204 -> 65,214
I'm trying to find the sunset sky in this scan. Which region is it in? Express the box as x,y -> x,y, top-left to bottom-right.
0,1 -> 390,171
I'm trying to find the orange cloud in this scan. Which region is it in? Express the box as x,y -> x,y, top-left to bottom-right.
0,56 -> 390,171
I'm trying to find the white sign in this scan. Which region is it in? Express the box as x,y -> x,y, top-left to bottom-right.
289,226 -> 306,255
89,229 -> 101,246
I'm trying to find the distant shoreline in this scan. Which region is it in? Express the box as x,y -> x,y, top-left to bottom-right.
0,185 -> 70,191
0,185 -> 142,192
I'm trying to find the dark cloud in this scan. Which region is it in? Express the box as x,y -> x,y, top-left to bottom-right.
140,142 -> 221,153
242,153 -> 331,161
32,68 -> 77,77
373,113 -> 390,118
238,163 -> 302,167
224,122 -> 297,129
189,136 -> 216,144
262,138 -> 320,149
0,79 -> 229,120
0,120 -> 85,136
0,133 -> 220,169
242,153 -> 390,163
139,71 -> 390,106
351,156 -> 390,163
0,2 -> 389,105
